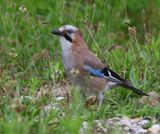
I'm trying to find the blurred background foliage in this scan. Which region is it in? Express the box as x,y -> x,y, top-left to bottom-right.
0,0 -> 160,85
0,0 -> 160,133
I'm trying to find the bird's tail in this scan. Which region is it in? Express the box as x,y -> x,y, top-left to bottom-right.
120,83 -> 149,96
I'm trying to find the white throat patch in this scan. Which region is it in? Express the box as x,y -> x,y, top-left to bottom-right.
59,36 -> 75,72
59,36 -> 72,52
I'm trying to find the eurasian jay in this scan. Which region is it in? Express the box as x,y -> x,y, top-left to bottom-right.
51,25 -> 148,108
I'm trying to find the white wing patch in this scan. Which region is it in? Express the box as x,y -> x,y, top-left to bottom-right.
103,70 -> 122,83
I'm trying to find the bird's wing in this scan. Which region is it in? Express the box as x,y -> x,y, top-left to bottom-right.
83,51 -> 123,83
83,65 -> 124,84
83,52 -> 105,70
83,53 -> 149,96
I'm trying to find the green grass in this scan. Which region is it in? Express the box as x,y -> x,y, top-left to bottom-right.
0,0 -> 160,133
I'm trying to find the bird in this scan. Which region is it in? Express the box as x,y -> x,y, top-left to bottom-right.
51,25 -> 149,109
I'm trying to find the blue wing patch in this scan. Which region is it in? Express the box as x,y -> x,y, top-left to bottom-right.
83,65 -> 105,78
83,65 -> 123,83
83,65 -> 149,96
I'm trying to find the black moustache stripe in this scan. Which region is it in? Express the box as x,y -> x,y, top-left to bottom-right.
64,34 -> 72,42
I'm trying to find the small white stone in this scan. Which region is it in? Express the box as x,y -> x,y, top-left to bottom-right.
138,119 -> 149,127
103,128 -> 107,132
56,96 -> 64,101
95,120 -> 103,127
136,128 -> 148,134
120,117 -> 132,127
149,124 -> 160,134
94,120 -> 100,123
79,121 -> 88,134
79,128 -> 84,134
124,126 -> 130,131
82,121 -> 88,129
20,96 -> 24,100
97,122 -> 103,127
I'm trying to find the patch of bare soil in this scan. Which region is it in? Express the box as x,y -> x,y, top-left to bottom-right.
36,80 -> 70,101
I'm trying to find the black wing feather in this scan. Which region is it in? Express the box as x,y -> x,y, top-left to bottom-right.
101,67 -> 125,82
101,67 -> 149,96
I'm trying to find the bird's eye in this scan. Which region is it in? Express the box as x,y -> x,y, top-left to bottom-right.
67,30 -> 73,34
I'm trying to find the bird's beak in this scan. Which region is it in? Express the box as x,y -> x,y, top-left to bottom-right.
51,29 -> 62,36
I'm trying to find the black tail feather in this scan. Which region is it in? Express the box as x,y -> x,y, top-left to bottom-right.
101,67 -> 149,96
120,83 -> 149,96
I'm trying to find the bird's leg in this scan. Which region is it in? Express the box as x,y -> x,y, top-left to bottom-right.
98,92 -> 104,110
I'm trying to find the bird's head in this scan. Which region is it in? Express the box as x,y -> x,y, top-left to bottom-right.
51,25 -> 84,51
51,25 -> 81,42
